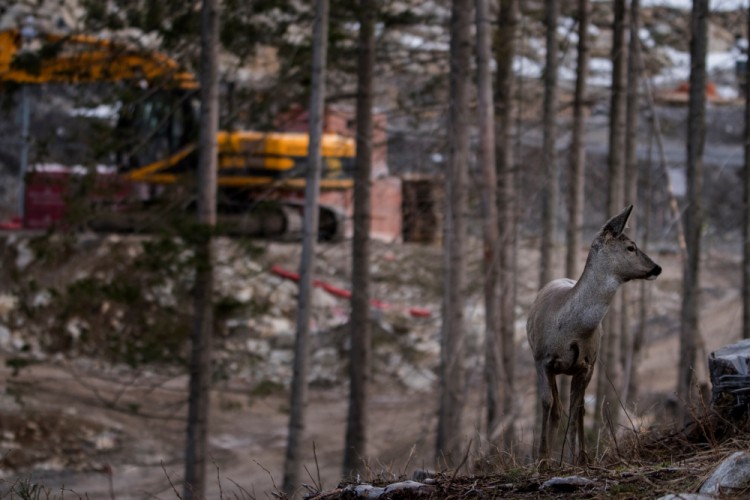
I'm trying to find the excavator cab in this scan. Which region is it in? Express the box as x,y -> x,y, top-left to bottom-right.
116,88 -> 200,182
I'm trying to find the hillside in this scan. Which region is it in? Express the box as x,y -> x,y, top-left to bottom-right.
306,418 -> 750,499
0,224 -> 746,498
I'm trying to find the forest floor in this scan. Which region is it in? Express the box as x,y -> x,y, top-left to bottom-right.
0,234 -> 746,499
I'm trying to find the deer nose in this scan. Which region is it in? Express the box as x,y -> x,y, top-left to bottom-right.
647,265 -> 662,279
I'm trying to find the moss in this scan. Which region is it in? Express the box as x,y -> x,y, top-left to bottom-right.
251,379 -> 285,397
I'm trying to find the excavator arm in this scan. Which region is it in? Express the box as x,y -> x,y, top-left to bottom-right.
0,28 -> 197,88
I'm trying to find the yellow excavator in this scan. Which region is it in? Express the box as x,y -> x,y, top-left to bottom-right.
0,28 -> 356,239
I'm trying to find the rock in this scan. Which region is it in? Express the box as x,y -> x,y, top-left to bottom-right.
268,281 -> 298,311
311,286 -> 341,310
262,317 -> 294,341
267,349 -> 294,383
269,349 -> 293,365
14,239 -> 34,270
245,339 -> 271,358
0,294 -> 17,318
269,328 -> 295,349
411,469 -> 436,482
541,476 -> 595,491
349,484 -> 385,498
94,431 -> 118,451
234,286 -> 254,303
396,365 -> 436,392
699,451 -> 750,495
66,317 -> 87,341
310,347 -> 341,385
0,324 -> 11,349
343,481 -> 433,499
709,339 -> 750,414
410,335 -> 439,358
31,290 -> 52,308
383,481 -> 432,494
657,495 -> 715,500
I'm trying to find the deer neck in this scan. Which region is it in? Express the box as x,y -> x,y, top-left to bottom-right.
566,259 -> 622,333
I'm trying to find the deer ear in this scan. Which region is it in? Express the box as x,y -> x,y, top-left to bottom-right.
601,204 -> 633,238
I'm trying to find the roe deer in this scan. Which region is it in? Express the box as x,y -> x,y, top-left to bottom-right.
526,204 -> 661,465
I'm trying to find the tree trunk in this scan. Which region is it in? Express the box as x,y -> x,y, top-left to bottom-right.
343,0 -> 375,478
183,0 -> 219,497
536,0 -> 559,449
565,0 -> 590,282
627,127 -> 654,405
283,0 -> 329,494
621,0 -> 641,407
436,0 -> 472,468
743,4 -> 750,341
539,0 -> 559,290
496,0 -> 520,450
678,0 -> 708,423
640,59 -> 688,261
596,0 -> 627,431
476,0 -> 501,444
561,0 -> 590,415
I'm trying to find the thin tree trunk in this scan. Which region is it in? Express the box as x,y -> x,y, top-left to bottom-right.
496,0 -> 519,450
626,127 -> 654,405
565,0 -> 590,281
639,58 -> 688,261
476,0 -> 501,443
539,0 -> 559,290
678,0 -> 708,423
596,0 -> 627,431
621,0 -> 641,407
183,0 -> 219,497
743,4 -> 750,340
561,0 -> 590,415
436,0 -> 472,468
283,0 -> 329,494
343,0 -> 375,478
537,0 -> 559,447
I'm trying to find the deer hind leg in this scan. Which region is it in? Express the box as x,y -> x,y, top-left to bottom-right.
568,367 -> 594,465
537,363 -> 560,462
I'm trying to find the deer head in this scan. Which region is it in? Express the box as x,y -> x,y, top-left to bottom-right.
591,204 -> 662,283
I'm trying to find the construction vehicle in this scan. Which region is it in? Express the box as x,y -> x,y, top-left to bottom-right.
0,28 -> 356,240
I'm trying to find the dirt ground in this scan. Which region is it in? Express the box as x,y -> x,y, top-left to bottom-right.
0,235 -> 744,499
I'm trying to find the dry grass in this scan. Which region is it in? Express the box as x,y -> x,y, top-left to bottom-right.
305,408 -> 750,499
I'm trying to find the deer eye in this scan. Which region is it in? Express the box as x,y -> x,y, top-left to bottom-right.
627,245 -> 636,252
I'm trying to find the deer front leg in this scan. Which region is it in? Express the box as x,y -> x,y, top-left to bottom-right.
536,363 -> 560,463
568,367 -> 594,465
536,363 -> 551,461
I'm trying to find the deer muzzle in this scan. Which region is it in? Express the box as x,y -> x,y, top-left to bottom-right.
646,264 -> 662,280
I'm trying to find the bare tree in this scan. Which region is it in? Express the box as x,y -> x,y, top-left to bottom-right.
678,0 -> 708,422
565,0 -> 590,281
535,0 -> 559,446
436,0 -> 472,467
744,4 -> 750,341
595,0 -> 628,431
496,0 -> 520,449
561,0 -> 591,414
343,0 -> 375,478
476,0 -> 501,443
539,0 -> 559,290
283,0 -> 329,494
621,0 -> 642,406
183,0 -> 219,497
627,126 -> 654,405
